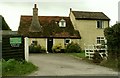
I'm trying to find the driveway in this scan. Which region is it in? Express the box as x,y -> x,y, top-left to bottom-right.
28,53 -> 118,76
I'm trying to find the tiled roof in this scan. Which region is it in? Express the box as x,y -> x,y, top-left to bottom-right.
72,11 -> 110,20
18,16 -> 81,38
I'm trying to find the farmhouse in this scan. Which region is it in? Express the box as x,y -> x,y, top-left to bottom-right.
18,4 -> 81,53
18,4 -> 110,53
69,9 -> 110,49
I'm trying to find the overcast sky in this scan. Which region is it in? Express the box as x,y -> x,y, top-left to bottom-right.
0,0 -> 120,31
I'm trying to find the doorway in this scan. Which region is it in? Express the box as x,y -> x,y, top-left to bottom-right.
47,38 -> 53,53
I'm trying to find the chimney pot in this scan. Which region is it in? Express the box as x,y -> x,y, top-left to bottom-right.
34,4 -> 37,8
70,8 -> 72,12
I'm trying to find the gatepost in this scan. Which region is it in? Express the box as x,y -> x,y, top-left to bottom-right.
25,37 -> 29,61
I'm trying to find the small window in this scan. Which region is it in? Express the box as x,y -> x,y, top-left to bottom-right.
61,21 -> 64,26
97,20 -> 104,29
64,39 -> 71,45
96,37 -> 105,44
32,40 -> 37,45
59,19 -> 66,27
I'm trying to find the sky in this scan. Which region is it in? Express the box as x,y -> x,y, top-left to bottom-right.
0,0 -> 120,31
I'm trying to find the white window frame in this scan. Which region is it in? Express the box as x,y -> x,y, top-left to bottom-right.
59,19 -> 66,27
96,20 -> 104,29
96,36 -> 105,45
64,38 -> 71,45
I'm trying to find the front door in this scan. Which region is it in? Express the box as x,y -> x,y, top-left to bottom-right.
47,38 -> 53,53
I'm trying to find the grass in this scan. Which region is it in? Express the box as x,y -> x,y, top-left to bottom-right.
65,51 -> 85,60
2,59 -> 38,76
70,52 -> 85,59
100,59 -> 119,71
67,52 -> 119,71
0,61 -> 2,77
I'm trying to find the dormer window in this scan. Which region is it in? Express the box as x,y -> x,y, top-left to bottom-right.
59,19 -> 66,27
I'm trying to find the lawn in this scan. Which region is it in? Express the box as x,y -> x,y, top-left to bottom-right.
100,59 -> 119,71
66,51 -> 85,59
2,59 -> 38,76
66,52 -> 119,71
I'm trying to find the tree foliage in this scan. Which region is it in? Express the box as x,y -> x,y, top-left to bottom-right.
65,42 -> 81,53
104,23 -> 120,60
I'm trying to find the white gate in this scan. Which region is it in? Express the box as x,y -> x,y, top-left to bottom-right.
85,44 -> 108,60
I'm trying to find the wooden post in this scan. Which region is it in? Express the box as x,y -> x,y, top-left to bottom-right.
24,37 -> 29,61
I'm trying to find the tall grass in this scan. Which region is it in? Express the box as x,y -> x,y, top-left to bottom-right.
100,59 -> 119,71
2,59 -> 38,76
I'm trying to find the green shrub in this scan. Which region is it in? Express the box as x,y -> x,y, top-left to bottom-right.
104,23 -> 120,60
52,44 -> 63,53
40,46 -> 46,53
100,59 -> 119,71
2,59 -> 38,76
29,45 -> 41,53
29,45 -> 46,53
65,42 -> 81,53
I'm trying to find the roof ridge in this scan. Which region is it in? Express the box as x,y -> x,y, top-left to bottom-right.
72,11 -> 110,20
72,11 -> 103,13
21,15 -> 69,17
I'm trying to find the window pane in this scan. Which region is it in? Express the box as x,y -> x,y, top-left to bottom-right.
59,19 -> 66,27
101,37 -> 104,39
66,40 -> 70,43
97,21 -> 100,28
101,40 -> 105,44
97,20 -> 103,28
99,21 -> 102,28
97,37 -> 100,39
61,21 -> 64,26
32,41 -> 37,45
96,37 -> 105,44
64,39 -> 71,45
97,40 -> 100,44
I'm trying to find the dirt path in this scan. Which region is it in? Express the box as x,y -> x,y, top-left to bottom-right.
28,53 -> 118,76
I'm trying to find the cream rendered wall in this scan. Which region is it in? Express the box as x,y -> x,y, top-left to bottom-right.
54,39 -> 80,49
70,12 -> 109,50
29,38 -> 47,51
53,39 -> 65,49
71,39 -> 80,45
29,38 -> 81,51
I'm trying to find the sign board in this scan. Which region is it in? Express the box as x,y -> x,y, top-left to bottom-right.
10,37 -> 22,44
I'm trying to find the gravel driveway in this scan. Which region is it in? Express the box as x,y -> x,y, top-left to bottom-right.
28,53 -> 118,76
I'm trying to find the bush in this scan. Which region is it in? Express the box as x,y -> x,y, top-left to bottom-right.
104,23 -> 120,60
2,59 -> 38,76
52,44 -> 63,53
29,45 -> 41,53
29,44 -> 46,53
100,59 -> 119,71
65,42 -> 81,53
40,46 -> 46,53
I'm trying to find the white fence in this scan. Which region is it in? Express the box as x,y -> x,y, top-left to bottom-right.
85,44 -> 108,60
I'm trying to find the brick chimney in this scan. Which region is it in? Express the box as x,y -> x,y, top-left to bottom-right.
29,4 -> 42,32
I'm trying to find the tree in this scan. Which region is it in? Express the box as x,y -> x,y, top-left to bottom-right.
104,23 -> 120,60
